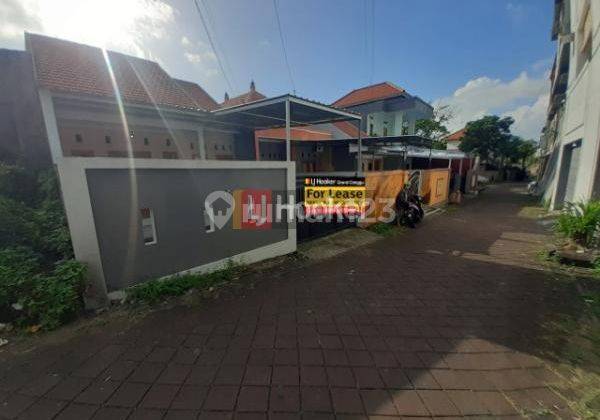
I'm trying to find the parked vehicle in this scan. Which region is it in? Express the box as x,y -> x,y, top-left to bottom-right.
395,186 -> 424,228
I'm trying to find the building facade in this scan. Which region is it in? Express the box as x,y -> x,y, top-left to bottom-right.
332,82 -> 433,137
539,0 -> 600,208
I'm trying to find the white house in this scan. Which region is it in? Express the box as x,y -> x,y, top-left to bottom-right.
538,0 -> 600,208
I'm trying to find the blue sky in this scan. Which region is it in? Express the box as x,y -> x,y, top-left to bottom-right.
1,0 -> 555,138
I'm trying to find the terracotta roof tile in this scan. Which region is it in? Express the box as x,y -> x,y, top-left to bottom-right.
220,89 -> 266,108
27,33 -> 217,111
255,127 -> 332,141
445,128 -> 466,142
174,79 -> 219,111
332,82 -> 406,108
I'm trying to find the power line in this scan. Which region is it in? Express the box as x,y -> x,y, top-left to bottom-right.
273,0 -> 296,95
200,0 -> 238,94
193,0 -> 235,94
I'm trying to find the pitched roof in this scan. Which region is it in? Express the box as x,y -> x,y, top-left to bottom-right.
26,33 -> 218,111
445,128 -> 467,142
332,82 -> 406,108
255,127 -> 332,141
174,79 -> 219,111
332,121 -> 367,138
220,89 -> 266,108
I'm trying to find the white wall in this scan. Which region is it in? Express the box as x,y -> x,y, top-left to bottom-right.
548,0 -> 600,208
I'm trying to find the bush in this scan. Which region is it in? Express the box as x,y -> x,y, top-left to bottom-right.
555,201 -> 600,248
0,164 -> 85,330
128,262 -> 240,304
0,248 -> 86,329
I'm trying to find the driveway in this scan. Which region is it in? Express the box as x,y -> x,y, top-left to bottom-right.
0,184 -> 577,419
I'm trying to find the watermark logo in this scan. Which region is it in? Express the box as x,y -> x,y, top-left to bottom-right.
204,190 -> 235,230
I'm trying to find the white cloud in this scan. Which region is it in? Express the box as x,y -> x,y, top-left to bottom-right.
434,70 -> 549,139
182,39 -> 217,77
0,0 -> 174,58
181,36 -> 191,47
502,93 -> 549,140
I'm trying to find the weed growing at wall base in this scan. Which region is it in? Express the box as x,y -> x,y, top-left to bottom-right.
127,261 -> 242,304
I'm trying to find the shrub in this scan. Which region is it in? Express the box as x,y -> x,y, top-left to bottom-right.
555,201 -> 600,248
0,164 -> 85,330
128,262 -> 240,304
0,248 -> 86,329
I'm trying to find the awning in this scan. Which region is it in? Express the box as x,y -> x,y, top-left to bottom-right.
212,94 -> 361,129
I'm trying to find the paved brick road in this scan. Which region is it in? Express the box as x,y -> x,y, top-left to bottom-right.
0,184 -> 577,419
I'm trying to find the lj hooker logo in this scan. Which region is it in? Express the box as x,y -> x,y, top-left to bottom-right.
232,189 -> 273,230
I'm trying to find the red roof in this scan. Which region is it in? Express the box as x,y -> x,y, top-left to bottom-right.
27,33 -> 218,111
332,121 -> 367,138
332,82 -> 406,108
255,127 -> 332,141
174,79 -> 219,111
220,89 -> 266,108
445,128 -> 467,142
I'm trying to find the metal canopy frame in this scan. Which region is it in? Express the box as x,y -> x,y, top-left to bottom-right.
213,94 -> 364,169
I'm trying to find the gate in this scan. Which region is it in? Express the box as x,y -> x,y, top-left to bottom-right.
295,176 -> 357,242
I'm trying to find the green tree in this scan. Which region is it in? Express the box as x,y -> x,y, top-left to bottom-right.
516,139 -> 537,170
459,115 -> 514,166
415,105 -> 453,150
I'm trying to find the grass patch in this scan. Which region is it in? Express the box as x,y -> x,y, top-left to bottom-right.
368,222 -> 404,237
126,261 -> 243,304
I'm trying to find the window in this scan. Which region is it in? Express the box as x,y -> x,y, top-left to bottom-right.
190,142 -> 194,150
144,137 -> 149,146
129,130 -> 135,139
369,124 -> 374,136
140,208 -> 157,245
104,135 -> 111,144
165,138 -> 171,146
383,127 -> 388,136
75,134 -> 83,143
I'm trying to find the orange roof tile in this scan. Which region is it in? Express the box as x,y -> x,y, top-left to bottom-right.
220,89 -> 266,108
27,33 -> 218,111
255,127 -> 332,141
445,128 -> 467,142
332,82 -> 406,108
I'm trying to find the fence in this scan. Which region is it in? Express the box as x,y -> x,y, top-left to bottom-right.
361,168 -> 450,226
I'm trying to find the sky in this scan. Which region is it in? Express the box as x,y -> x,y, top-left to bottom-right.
0,0 -> 555,139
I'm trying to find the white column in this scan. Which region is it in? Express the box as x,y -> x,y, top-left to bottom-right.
196,127 -> 206,160
38,89 -> 64,163
285,99 -> 291,162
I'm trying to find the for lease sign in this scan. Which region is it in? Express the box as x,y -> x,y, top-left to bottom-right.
303,176 -> 366,216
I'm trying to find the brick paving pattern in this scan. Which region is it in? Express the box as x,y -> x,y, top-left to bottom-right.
0,184 -> 575,418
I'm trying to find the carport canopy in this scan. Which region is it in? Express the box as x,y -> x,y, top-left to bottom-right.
212,94 -> 364,165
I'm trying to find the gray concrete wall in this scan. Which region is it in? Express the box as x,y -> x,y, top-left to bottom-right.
0,49 -> 51,167
86,167 -> 289,291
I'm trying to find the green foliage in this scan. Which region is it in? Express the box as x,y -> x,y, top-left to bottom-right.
368,222 -> 404,237
555,201 -> 600,248
127,262 -> 240,304
415,105 -> 453,150
0,248 -> 86,329
0,163 -> 84,330
459,115 -> 514,162
458,115 -> 538,170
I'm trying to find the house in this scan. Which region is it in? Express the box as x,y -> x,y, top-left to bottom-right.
332,81 -> 434,137
445,127 -> 466,151
0,33 -> 360,305
538,0 -> 600,208
221,81 -> 266,108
